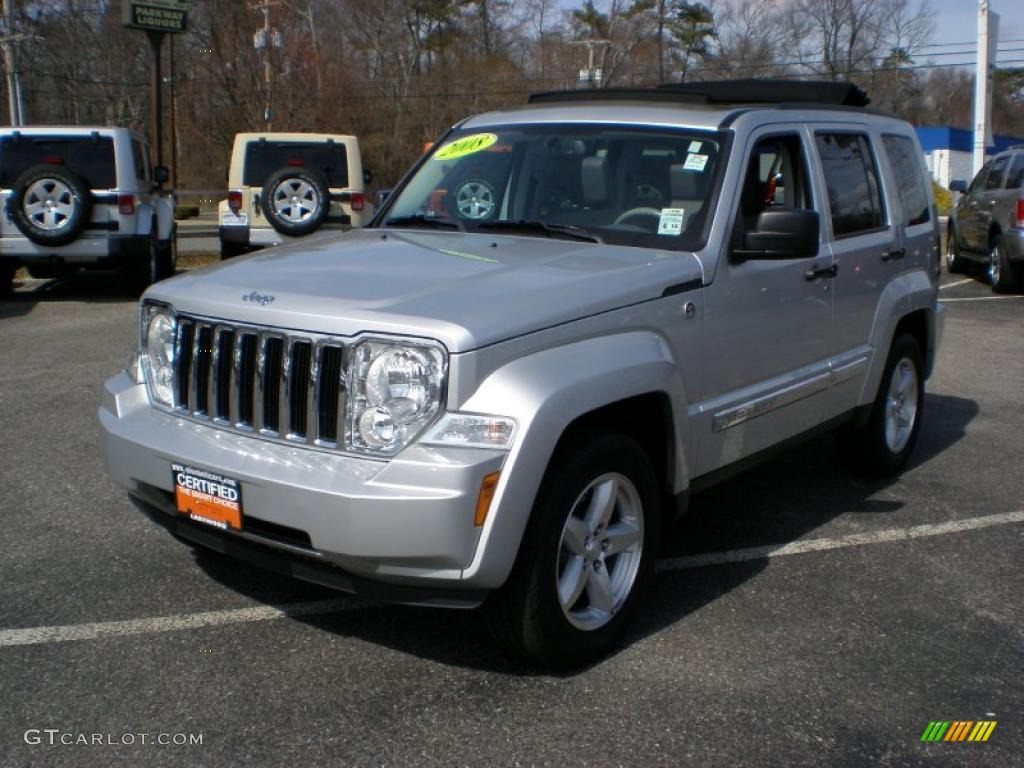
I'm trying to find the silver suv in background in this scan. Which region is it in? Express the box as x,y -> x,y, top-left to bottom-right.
218,132 -> 372,259
100,81 -> 944,668
0,127 -> 176,297
948,145 -> 1024,292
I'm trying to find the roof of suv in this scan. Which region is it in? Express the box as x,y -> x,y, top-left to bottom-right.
0,126 -> 145,141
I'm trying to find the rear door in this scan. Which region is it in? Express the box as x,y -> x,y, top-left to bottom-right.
880,132 -> 936,277
971,153 -> 1011,250
810,128 -> 894,415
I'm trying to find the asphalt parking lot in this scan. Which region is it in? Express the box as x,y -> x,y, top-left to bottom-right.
0,263 -> 1021,767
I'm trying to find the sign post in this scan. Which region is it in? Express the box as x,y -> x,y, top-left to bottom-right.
123,0 -> 189,171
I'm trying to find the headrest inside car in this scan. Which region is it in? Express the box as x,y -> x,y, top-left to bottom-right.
670,163 -> 705,199
581,156 -> 611,206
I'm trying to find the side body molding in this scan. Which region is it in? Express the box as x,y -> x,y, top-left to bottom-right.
457,331 -> 690,588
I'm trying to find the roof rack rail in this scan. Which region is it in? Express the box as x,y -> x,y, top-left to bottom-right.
528,79 -> 871,108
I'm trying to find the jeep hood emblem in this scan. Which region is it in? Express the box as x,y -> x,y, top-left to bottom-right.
242,290 -> 276,306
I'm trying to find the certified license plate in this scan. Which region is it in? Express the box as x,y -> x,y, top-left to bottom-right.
172,463 -> 243,531
220,211 -> 248,227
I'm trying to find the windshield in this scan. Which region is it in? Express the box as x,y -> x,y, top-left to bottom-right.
382,124 -> 724,250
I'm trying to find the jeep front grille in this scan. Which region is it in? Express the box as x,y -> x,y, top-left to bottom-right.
171,315 -> 347,448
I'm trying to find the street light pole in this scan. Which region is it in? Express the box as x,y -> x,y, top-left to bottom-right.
148,29 -> 165,167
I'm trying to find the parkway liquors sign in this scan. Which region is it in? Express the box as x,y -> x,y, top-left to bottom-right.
122,0 -> 189,33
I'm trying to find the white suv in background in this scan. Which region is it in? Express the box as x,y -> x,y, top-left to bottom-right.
218,132 -> 372,259
0,126 -> 176,297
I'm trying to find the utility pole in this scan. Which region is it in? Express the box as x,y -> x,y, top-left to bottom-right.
148,30 -> 165,167
252,1 -> 280,130
973,0 -> 999,176
1,0 -> 26,126
573,39 -> 610,88
168,35 -> 178,187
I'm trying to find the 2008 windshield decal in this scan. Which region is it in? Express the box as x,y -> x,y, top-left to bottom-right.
433,133 -> 498,160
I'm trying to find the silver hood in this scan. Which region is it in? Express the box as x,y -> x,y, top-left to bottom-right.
146,229 -> 704,352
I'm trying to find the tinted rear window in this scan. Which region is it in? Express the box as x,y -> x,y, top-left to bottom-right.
0,135 -> 116,189
815,133 -> 886,237
242,141 -> 349,188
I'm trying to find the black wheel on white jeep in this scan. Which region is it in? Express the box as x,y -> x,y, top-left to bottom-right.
837,333 -> 925,477
486,431 -> 660,668
260,167 -> 330,237
126,229 -> 166,296
10,165 -> 92,247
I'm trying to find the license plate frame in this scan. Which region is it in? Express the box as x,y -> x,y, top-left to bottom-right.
171,463 -> 243,531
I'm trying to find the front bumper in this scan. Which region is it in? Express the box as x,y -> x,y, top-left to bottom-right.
99,373 -> 506,594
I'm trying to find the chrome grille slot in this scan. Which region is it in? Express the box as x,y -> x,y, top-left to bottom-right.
236,333 -> 258,428
173,321 -> 194,409
287,340 -> 313,439
164,313 -> 350,452
317,345 -> 345,444
260,336 -> 284,433
191,325 -> 214,416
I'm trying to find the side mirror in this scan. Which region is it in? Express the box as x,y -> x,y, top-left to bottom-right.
153,165 -> 170,185
733,209 -> 819,261
948,179 -> 967,194
363,169 -> 373,185
376,189 -> 392,206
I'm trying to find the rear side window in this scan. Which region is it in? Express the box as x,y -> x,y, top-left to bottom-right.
985,154 -> 1010,190
0,135 -> 116,189
243,141 -> 349,188
1007,154 -> 1024,190
814,133 -> 885,237
131,139 -> 150,182
882,135 -> 930,226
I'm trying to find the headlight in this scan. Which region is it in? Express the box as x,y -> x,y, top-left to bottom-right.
143,305 -> 176,407
346,340 -> 445,455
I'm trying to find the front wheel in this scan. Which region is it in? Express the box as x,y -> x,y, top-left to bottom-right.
945,224 -> 966,274
836,333 -> 924,477
485,432 -> 660,669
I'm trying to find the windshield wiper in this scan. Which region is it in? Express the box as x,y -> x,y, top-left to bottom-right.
476,220 -> 602,243
385,214 -> 464,231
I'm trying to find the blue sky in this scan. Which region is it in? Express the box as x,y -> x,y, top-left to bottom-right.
927,0 -> 1022,63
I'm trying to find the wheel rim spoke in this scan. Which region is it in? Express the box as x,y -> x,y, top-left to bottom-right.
562,516 -> 588,556
557,555 -> 588,608
584,477 -> 617,532
603,521 -> 640,556
585,566 -> 614,615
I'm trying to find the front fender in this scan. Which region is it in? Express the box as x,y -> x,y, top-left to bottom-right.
457,331 -> 689,588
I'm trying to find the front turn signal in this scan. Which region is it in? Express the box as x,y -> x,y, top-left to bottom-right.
475,472 -> 501,527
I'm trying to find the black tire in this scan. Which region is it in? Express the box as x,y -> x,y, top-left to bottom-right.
159,224 -> 178,277
10,165 -> 92,246
125,230 -> 162,297
988,233 -> 1021,294
220,241 -> 247,260
260,167 -> 329,236
0,262 -> 16,298
945,223 -> 967,274
836,333 -> 925,477
485,431 -> 661,669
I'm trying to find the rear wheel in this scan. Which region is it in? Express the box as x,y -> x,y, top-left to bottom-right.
989,234 -> 1021,293
837,333 -> 924,477
485,432 -> 660,669
126,231 -> 161,296
10,165 -> 92,247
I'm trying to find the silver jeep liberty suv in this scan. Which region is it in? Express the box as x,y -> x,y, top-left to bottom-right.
100,80 -> 944,668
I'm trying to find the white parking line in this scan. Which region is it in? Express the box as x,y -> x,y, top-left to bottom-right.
939,295 -> 1024,302
1,512 -> 1021,648
656,510 -> 1024,571
939,278 -> 975,290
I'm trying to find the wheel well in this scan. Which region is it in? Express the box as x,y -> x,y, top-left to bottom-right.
556,393 -> 675,498
989,225 -> 1002,246
894,309 -> 929,370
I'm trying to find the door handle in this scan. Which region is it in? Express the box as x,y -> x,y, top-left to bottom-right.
804,264 -> 838,281
881,248 -> 905,262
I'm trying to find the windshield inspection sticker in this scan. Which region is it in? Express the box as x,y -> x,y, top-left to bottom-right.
434,133 -> 498,160
657,208 -> 685,236
687,140 -> 703,153
683,153 -> 708,171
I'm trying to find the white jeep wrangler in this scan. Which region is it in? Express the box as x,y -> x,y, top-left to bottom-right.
218,132 -> 372,259
0,126 -> 175,296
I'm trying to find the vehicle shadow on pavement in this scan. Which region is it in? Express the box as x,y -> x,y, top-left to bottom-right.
188,393 -> 978,676
0,269 -> 154,318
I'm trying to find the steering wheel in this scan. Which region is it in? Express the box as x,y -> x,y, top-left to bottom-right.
455,179 -> 496,220
613,207 -> 662,228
